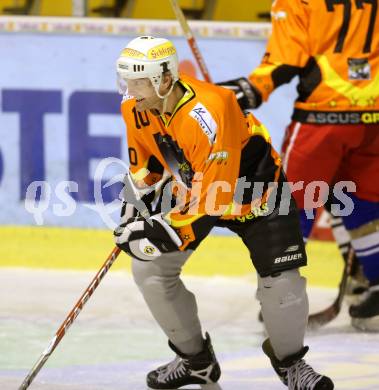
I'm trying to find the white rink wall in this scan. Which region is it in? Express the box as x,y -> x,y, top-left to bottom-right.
0,17 -> 297,228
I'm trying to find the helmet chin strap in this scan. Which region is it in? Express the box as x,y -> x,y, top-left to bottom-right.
152,77 -> 176,114
162,93 -> 170,115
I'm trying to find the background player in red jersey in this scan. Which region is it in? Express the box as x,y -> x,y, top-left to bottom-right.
218,0 -> 379,332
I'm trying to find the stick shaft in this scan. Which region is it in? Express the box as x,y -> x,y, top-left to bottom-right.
308,246 -> 354,328
19,246 -> 121,390
169,0 -> 212,82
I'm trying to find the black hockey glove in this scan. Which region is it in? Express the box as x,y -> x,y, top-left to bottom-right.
119,189 -> 158,226
216,77 -> 262,110
120,200 -> 139,224
114,214 -> 182,261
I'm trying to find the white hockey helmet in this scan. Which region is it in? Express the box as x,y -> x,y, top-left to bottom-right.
116,36 -> 179,98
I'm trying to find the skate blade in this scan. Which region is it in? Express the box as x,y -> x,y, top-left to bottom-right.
147,383 -> 223,390
351,316 -> 379,332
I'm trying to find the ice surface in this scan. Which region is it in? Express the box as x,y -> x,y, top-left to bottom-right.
1,269 -> 378,389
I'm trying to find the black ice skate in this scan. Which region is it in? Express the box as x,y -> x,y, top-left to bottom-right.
262,338 -> 334,390
349,284 -> 379,331
147,332 -> 222,390
345,264 -> 369,305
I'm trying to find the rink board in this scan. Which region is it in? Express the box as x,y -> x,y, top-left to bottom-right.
0,226 -> 343,287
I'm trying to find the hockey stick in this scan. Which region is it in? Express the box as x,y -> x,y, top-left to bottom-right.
169,0 -> 212,82
18,246 -> 121,390
307,245 -> 355,329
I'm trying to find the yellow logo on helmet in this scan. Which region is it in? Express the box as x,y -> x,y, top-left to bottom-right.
147,42 -> 176,60
121,48 -> 145,59
144,245 -> 156,255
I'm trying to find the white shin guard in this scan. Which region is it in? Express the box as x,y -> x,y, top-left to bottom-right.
257,269 -> 309,360
131,251 -> 204,354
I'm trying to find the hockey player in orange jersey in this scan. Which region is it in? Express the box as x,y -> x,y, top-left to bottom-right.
113,36 -> 334,390
218,0 -> 379,332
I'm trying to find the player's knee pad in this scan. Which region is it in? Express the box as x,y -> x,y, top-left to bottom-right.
257,269 -> 309,359
131,252 -> 189,301
257,269 -> 308,314
132,258 -> 158,289
131,255 -> 201,345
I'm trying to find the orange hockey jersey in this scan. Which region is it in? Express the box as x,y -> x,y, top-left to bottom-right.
249,0 -> 379,124
121,75 -> 282,250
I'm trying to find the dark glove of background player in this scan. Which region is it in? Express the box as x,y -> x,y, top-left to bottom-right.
216,77 -> 262,110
